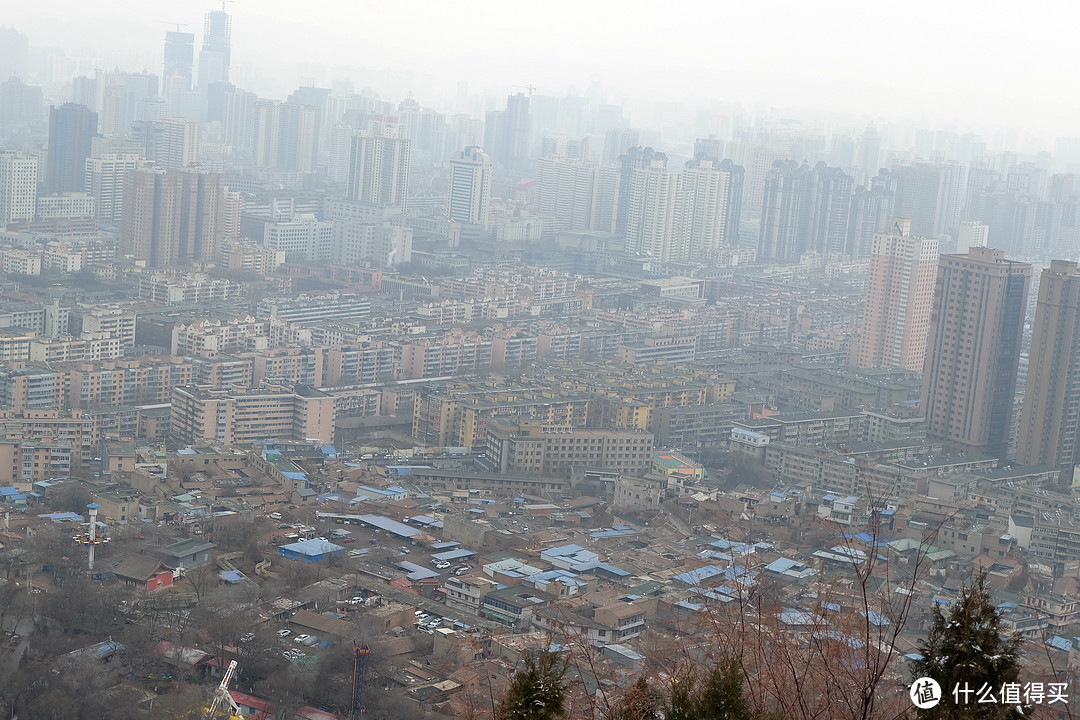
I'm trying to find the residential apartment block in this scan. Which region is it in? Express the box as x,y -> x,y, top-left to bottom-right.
485,417 -> 653,479
413,389 -> 590,450
169,384 -> 335,445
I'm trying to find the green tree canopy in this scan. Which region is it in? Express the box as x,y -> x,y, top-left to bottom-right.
908,573 -> 1025,720
497,647 -> 569,720
666,659 -> 761,720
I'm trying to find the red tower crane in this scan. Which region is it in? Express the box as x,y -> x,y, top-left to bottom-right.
349,640 -> 370,719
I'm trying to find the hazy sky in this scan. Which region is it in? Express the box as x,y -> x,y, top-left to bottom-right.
8,0 -> 1080,138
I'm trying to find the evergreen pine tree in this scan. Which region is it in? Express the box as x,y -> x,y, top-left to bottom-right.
605,677 -> 663,720
667,668 -> 697,720
665,659 -> 760,720
693,660 -> 755,720
497,647 -> 569,720
908,573 -> 1026,719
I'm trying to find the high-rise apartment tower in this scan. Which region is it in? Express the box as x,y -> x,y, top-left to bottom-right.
448,146 -> 492,225
920,247 -> 1031,459
0,152 -> 38,226
849,219 -> 938,371
47,103 -> 98,194
1017,260 -> 1080,476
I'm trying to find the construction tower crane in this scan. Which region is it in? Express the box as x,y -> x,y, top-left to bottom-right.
204,660 -> 242,720
156,21 -> 191,32
349,640 -> 370,719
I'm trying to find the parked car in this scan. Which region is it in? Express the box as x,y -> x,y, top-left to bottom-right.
277,629 -> 291,638
433,561 -> 451,570
240,632 -> 255,643
399,546 -> 410,554
340,537 -> 355,543
293,634 -> 312,644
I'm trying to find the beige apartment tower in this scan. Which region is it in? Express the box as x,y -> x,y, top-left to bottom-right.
121,165 -> 224,266
347,118 -> 411,209
956,220 -> 989,254
850,219 -> 938,371
1017,261 -> 1080,476
920,247 -> 1031,459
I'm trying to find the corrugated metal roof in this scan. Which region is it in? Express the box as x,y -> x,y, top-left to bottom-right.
673,565 -> 723,585
432,548 -> 476,561
397,561 -> 441,580
279,539 -> 345,556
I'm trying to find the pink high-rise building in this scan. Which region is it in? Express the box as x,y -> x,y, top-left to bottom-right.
850,219 -> 938,371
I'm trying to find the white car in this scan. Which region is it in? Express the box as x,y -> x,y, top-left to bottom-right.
293,634 -> 313,644
433,561 -> 451,570
277,629 -> 291,638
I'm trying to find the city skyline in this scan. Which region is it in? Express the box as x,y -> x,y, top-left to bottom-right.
5,2 -> 1080,719
4,1 -> 1080,143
